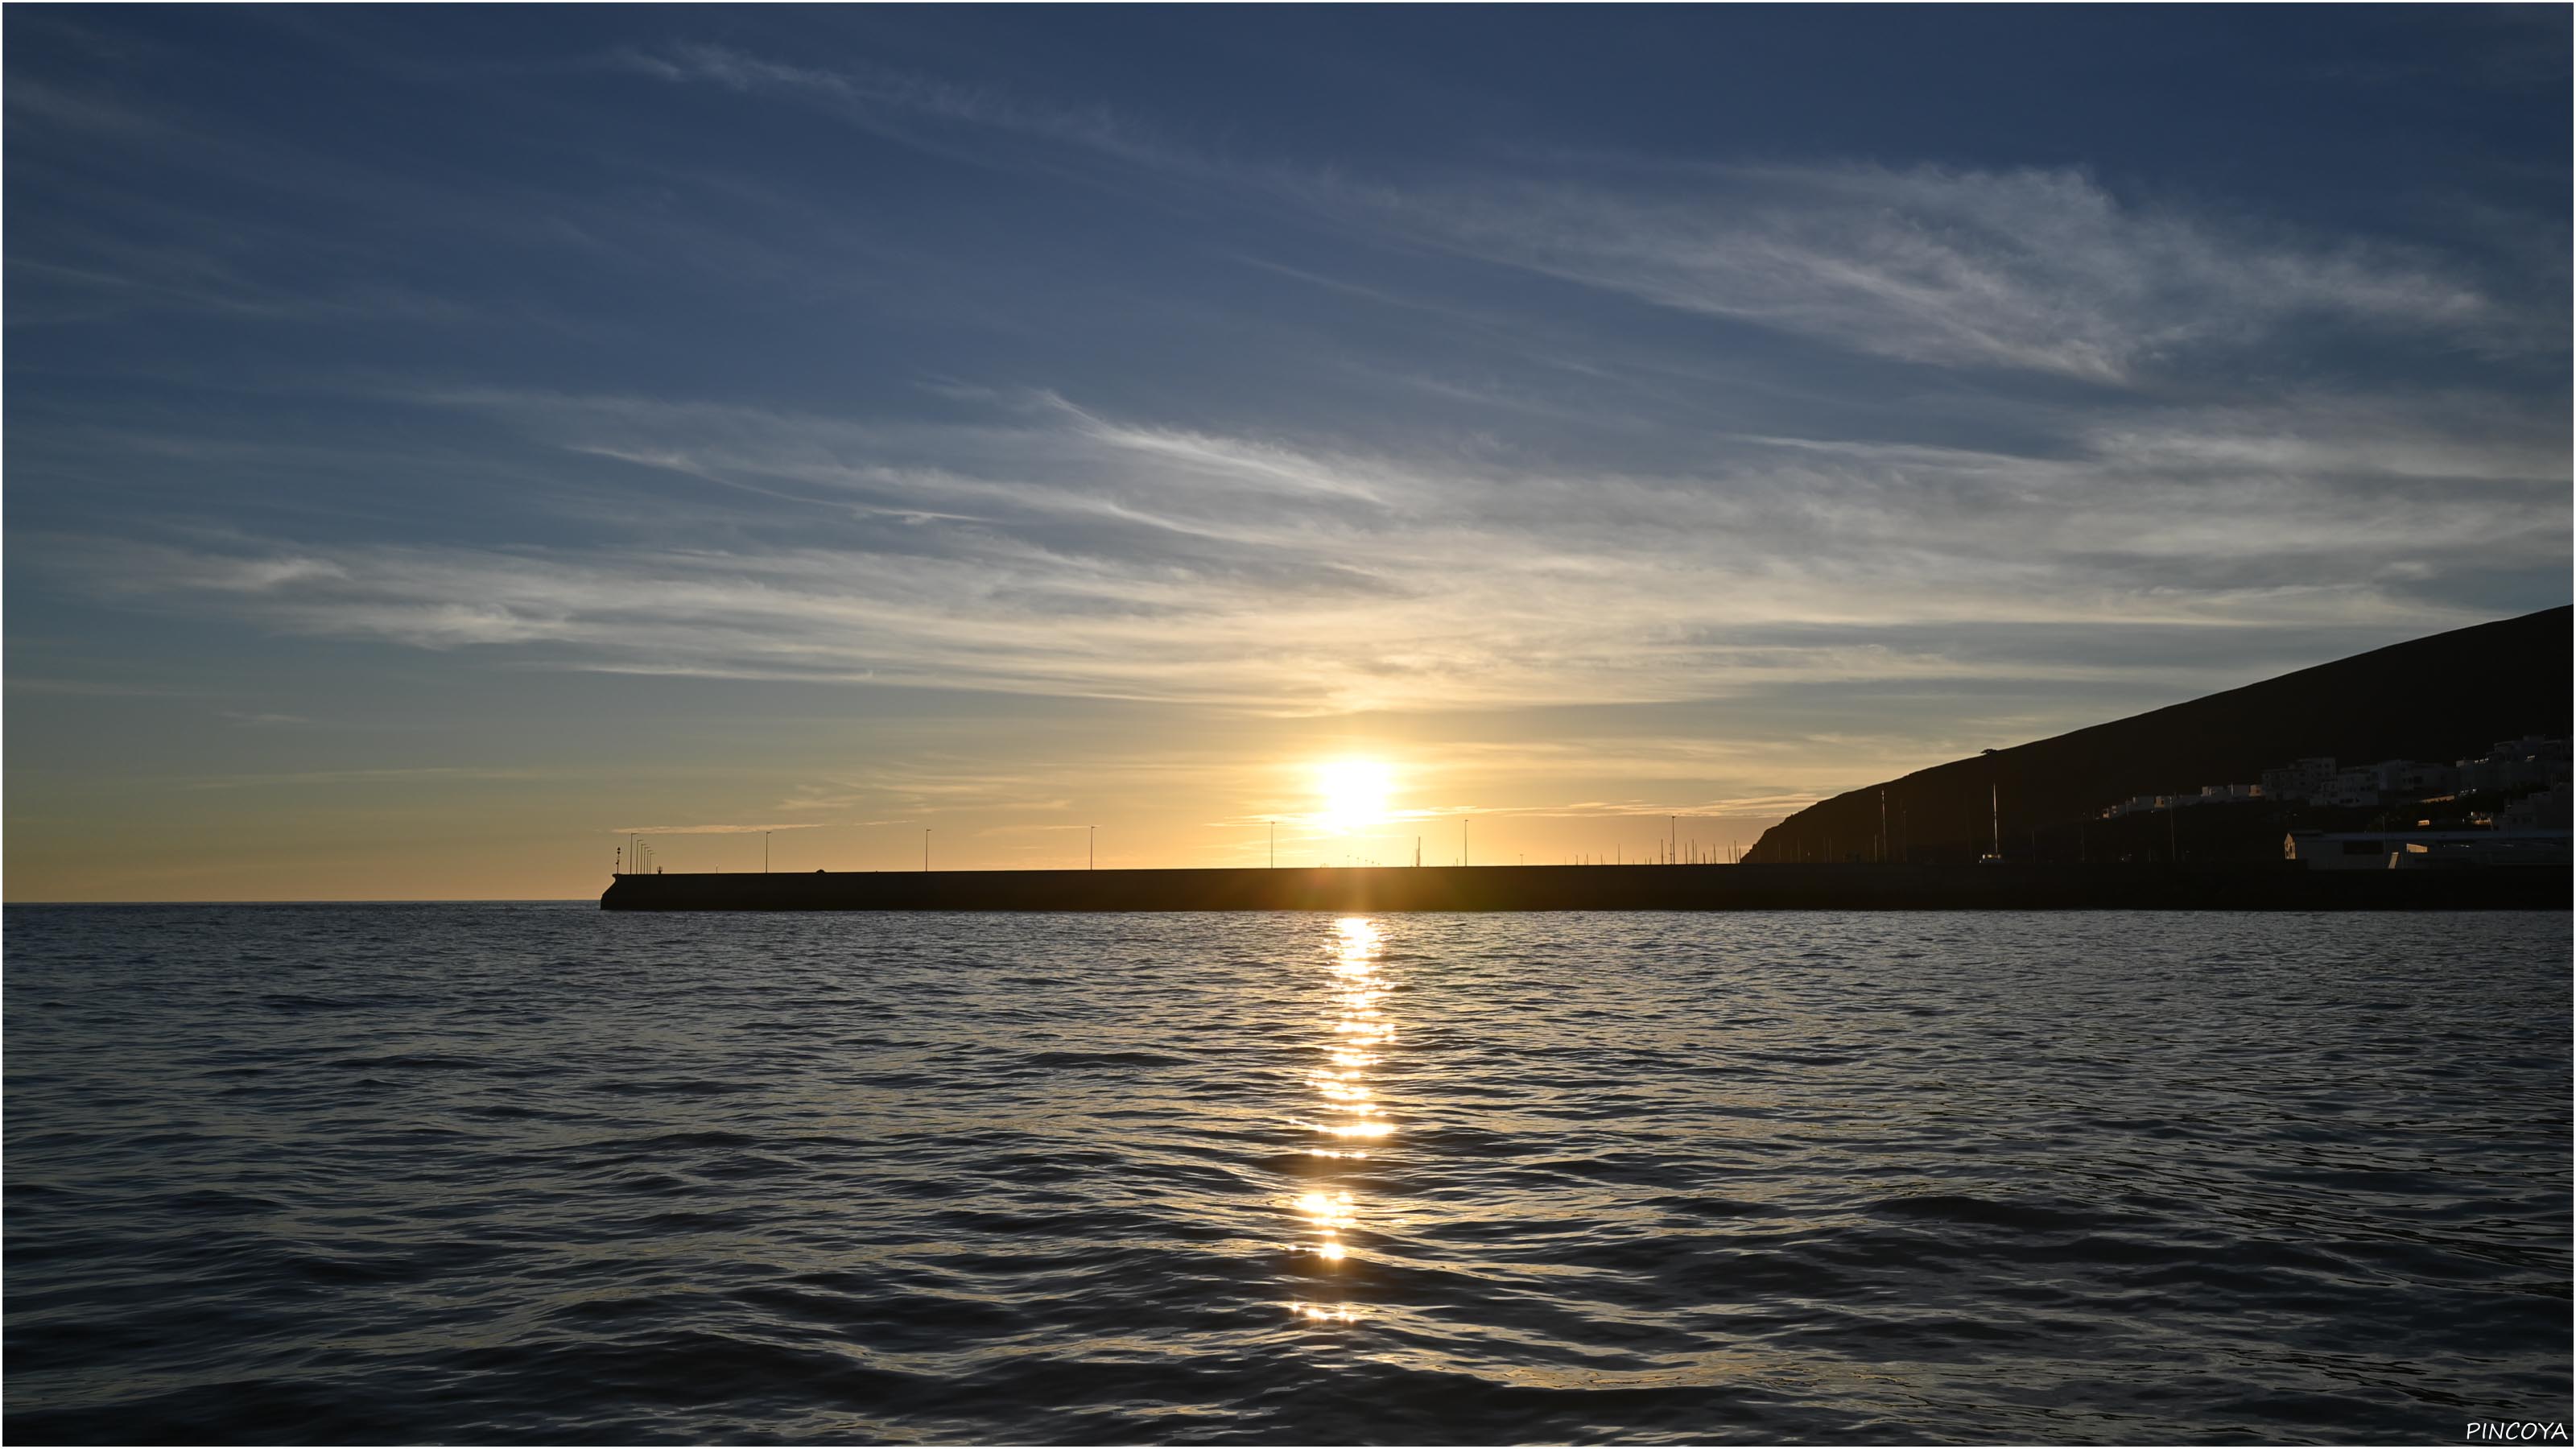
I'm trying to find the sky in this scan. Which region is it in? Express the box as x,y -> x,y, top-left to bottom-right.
6,6 -> 2570,901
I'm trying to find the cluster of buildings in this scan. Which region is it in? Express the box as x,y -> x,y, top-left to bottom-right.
2099,782 -> 2264,818
2257,736 -> 2569,810
2098,736 -> 2571,822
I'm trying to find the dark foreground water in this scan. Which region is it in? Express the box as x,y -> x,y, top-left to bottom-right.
6,906 -> 2569,1444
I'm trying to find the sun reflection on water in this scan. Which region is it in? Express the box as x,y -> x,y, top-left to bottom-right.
1290,916 -> 1393,1326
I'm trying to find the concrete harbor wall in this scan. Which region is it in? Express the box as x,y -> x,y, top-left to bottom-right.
601,863 -> 2568,912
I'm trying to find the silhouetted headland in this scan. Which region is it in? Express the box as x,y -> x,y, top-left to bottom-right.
600,861 -> 2562,912
1748,605 -> 2573,865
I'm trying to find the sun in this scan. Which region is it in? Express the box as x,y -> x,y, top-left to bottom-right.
1315,759 -> 1393,832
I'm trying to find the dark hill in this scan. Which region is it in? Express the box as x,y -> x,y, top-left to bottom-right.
1743,605 -> 2572,865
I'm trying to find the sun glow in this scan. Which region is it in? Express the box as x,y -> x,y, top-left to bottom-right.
1314,758 -> 1393,832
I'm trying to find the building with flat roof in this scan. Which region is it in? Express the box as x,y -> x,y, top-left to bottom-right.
2285,829 -> 2571,870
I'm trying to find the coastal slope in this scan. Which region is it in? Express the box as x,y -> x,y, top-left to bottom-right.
1743,606 -> 2573,865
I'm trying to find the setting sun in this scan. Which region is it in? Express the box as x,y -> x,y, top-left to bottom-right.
1315,759 -> 1393,832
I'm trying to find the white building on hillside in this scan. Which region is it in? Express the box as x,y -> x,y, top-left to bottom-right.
2261,757 -> 2339,804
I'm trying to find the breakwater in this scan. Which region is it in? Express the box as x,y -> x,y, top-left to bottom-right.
600,862 -> 2566,911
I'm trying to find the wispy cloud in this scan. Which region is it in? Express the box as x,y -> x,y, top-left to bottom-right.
607,42 -> 1187,173
42,381 -> 2563,716
618,47 -> 2531,382
1322,163 -> 2512,381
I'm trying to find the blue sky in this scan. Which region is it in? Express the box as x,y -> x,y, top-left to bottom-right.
6,6 -> 2569,898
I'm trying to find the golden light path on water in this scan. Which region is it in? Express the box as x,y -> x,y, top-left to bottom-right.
1290,917 -> 1394,1325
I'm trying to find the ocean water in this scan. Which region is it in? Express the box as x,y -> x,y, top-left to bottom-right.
5,904 -> 2568,1444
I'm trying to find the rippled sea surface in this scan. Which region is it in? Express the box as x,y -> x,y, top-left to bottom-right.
6,905 -> 2570,1443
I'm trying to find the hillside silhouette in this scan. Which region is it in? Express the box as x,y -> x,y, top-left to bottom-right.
1743,606 -> 2573,865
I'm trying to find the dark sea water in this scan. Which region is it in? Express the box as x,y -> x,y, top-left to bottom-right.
5,905 -> 2569,1444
